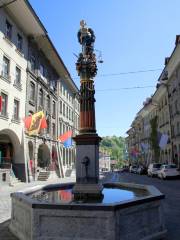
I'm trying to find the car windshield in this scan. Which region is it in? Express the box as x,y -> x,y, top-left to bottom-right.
153,164 -> 162,168
168,164 -> 177,169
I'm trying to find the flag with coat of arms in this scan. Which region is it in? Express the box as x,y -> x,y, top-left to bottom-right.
24,111 -> 47,136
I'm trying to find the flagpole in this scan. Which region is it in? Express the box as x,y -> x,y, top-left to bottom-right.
57,141 -> 64,178
23,127 -> 29,183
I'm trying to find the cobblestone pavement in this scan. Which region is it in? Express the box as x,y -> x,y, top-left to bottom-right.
1,172 -> 179,239
0,176 -> 76,239
118,172 -> 180,240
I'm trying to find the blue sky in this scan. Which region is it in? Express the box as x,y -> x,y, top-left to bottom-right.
29,0 -> 180,137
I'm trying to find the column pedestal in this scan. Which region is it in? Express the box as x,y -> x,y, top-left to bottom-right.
73,134 -> 103,200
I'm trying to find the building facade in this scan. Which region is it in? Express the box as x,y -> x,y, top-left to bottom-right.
126,35 -> 180,168
0,0 -> 79,182
0,5 -> 28,182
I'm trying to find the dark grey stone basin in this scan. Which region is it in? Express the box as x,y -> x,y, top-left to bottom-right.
9,182 -> 167,240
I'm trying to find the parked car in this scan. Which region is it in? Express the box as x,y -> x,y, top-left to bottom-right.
137,165 -> 147,175
121,165 -> 129,172
147,163 -> 162,177
129,165 -> 138,173
157,164 -> 180,179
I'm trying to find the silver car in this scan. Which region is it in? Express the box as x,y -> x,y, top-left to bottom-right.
157,164 -> 180,179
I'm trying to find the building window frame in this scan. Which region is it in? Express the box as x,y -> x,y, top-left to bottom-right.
5,20 -> 12,40
29,81 -> 35,103
30,55 -> 36,73
39,89 -> 44,108
0,92 -> 8,118
13,99 -> 20,121
2,56 -> 10,80
15,66 -> 21,86
17,33 -> 23,52
52,100 -> 56,118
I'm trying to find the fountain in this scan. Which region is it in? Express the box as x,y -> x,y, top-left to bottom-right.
9,21 -> 167,240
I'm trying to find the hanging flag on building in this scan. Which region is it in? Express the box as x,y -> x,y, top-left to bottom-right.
24,111 -> 47,136
0,95 -> 2,112
159,134 -> 169,149
140,143 -> 149,153
58,131 -> 72,148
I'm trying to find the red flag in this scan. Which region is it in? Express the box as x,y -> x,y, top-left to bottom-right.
58,131 -> 72,142
0,96 -> 2,112
23,115 -> 32,129
40,116 -> 47,129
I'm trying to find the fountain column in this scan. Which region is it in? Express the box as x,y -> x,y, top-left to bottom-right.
73,20 -> 103,199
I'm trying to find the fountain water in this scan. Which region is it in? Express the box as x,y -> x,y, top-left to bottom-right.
9,21 -> 167,240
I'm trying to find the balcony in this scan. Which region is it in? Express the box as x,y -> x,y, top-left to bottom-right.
0,112 -> 9,120
13,81 -> 22,91
11,116 -> 21,124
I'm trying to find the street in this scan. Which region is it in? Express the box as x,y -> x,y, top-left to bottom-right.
0,172 -> 179,239
117,172 -> 180,240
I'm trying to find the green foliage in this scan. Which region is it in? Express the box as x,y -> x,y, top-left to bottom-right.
100,136 -> 126,167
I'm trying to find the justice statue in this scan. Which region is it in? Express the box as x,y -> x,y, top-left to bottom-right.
76,20 -> 97,79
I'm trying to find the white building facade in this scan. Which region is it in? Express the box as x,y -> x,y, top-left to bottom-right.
0,5 -> 28,181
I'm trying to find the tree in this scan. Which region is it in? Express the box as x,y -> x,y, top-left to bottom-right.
100,136 -> 126,167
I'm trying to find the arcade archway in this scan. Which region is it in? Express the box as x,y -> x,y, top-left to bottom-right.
0,129 -> 20,168
37,143 -> 50,168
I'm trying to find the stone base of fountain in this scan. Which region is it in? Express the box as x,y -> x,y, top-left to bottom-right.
9,182 -> 167,240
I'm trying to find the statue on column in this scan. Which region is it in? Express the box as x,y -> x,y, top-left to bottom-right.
76,20 -> 97,78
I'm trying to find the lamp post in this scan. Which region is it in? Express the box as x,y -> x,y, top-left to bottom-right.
161,71 -> 174,163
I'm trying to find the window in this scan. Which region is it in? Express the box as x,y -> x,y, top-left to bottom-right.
46,95 -> 50,112
17,34 -> 23,51
52,101 -> 56,117
177,122 -> 180,135
30,82 -> 35,102
40,64 -> 44,76
46,118 -> 50,134
52,123 -> 56,138
39,89 -> 43,107
63,103 -> 65,116
60,121 -> 62,135
66,106 -> 68,118
15,67 -> 21,85
40,64 -> 46,78
1,93 -> 8,117
60,101 -> 62,114
69,108 -> 71,120
174,100 -> 178,113
2,56 -> 10,79
6,20 -> 12,40
13,99 -> 19,120
30,55 -> 36,72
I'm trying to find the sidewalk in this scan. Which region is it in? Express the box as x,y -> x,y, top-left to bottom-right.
0,176 -> 76,224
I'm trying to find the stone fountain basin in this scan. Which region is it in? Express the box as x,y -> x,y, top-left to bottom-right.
9,182 -> 167,240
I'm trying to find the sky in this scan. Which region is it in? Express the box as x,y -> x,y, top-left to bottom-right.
29,0 -> 180,137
